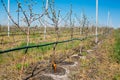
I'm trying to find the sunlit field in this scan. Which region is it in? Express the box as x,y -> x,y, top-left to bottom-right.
0,0 -> 120,80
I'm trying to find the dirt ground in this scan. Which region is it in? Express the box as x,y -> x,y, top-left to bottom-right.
22,32 -> 120,80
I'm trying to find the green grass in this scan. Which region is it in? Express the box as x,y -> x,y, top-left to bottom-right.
16,63 -> 22,70
0,55 -> 3,63
17,40 -> 81,54
0,36 -> 92,66
16,42 -> 53,54
30,34 -> 42,38
113,74 -> 120,80
112,30 -> 120,63
19,42 -> 36,47
81,52 -> 87,56
16,63 -> 29,70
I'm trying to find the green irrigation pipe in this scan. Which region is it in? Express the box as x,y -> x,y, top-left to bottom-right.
0,34 -> 103,54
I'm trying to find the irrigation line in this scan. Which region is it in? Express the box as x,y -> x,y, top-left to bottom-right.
0,34 -> 102,54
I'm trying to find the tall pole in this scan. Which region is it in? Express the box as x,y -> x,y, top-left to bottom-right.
80,12 -> 83,35
95,0 -> 98,43
70,4 -> 72,39
8,0 -> 10,36
44,0 -> 48,40
107,11 -> 110,32
107,11 -> 110,27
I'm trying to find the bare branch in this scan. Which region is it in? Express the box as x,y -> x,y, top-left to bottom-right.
1,0 -> 26,34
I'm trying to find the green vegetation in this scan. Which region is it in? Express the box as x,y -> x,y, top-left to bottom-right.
16,63 -> 29,70
112,30 -> 120,63
16,63 -> 22,70
81,52 -> 87,56
0,55 -> 3,63
113,74 -> 120,80
17,40 -> 81,54
19,42 -> 36,47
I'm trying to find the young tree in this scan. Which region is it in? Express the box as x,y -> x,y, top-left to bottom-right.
1,0 -> 45,77
81,12 -> 87,35
44,0 -> 61,72
75,11 -> 88,36
1,0 -> 45,47
69,4 -> 74,39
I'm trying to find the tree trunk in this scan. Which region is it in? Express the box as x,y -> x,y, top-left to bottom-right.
27,27 -> 30,46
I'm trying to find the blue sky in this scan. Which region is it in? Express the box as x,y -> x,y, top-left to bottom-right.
0,0 -> 120,28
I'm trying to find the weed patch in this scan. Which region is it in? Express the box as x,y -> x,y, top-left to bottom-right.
112,30 -> 120,63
